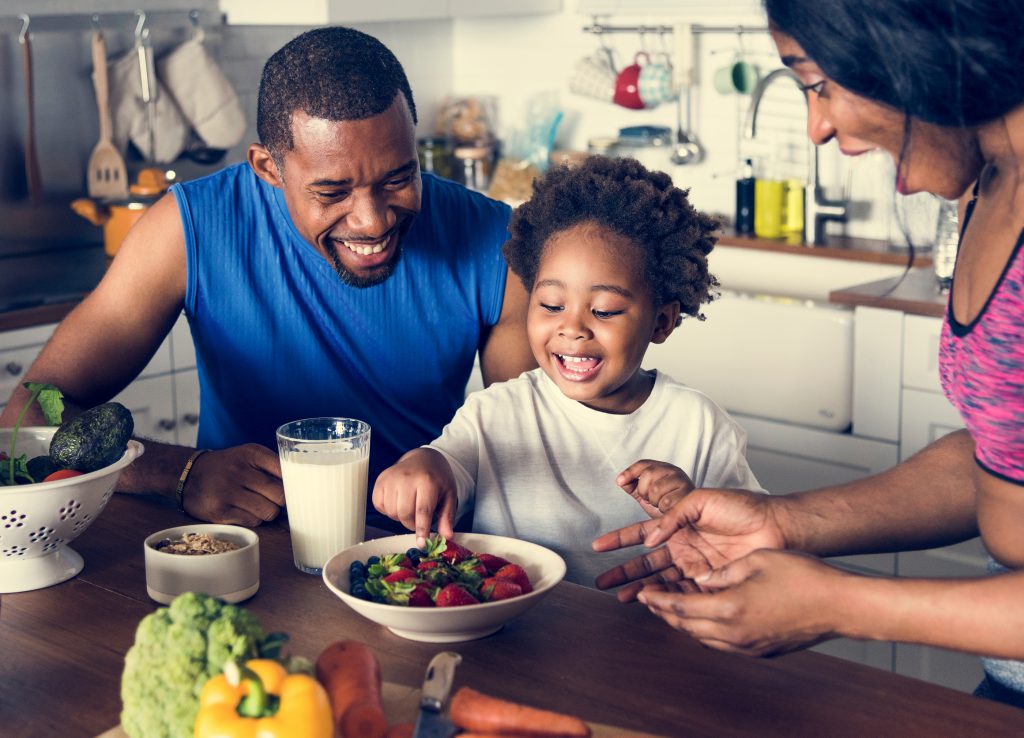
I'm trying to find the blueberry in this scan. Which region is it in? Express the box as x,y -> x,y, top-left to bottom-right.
367,555 -> 380,566
349,560 -> 367,578
352,581 -> 370,600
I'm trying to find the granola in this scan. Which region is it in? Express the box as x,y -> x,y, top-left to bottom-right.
154,531 -> 239,555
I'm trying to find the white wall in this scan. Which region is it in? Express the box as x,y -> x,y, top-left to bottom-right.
451,0 -> 939,246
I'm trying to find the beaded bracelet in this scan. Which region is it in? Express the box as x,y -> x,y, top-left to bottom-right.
175,449 -> 209,514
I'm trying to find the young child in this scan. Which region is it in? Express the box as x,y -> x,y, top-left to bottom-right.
372,156 -> 764,586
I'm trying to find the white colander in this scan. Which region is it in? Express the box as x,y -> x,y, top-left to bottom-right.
0,426 -> 144,593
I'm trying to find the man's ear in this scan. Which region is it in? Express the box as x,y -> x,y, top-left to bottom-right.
651,301 -> 682,344
247,143 -> 283,188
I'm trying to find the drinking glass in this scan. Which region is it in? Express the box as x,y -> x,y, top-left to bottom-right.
276,417 -> 371,574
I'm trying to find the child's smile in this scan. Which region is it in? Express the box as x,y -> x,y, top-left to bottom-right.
555,353 -> 603,381
528,221 -> 679,414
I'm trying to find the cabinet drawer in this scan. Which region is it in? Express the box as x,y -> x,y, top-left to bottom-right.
902,315 -> 944,393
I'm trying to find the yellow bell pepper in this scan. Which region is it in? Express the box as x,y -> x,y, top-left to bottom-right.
194,658 -> 333,738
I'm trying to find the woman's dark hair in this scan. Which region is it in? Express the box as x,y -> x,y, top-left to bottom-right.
257,27 -> 417,160
502,156 -> 719,319
764,0 -> 1024,127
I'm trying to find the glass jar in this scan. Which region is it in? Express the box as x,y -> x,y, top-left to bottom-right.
933,198 -> 960,292
453,145 -> 493,192
417,137 -> 454,181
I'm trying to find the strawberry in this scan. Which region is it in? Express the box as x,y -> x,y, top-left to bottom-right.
477,553 -> 510,575
494,563 -> 533,594
435,583 -> 480,607
381,553 -> 414,570
480,577 -> 522,602
457,557 -> 487,579
439,540 -> 473,565
408,583 -> 435,608
417,560 -> 456,586
383,568 -> 418,583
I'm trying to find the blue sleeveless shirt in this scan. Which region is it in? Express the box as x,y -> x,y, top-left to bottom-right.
171,164 -> 511,485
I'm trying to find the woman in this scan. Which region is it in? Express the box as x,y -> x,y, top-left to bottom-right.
592,0 -> 1024,707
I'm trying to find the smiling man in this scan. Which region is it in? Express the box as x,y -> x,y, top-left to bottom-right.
0,27 -> 534,527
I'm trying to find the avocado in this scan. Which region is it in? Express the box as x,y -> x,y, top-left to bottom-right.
49,402 -> 134,473
26,454 -> 58,482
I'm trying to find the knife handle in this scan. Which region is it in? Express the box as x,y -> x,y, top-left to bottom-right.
421,651 -> 462,710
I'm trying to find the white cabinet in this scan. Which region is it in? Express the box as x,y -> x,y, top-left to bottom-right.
0,313 -> 200,449
737,414 -> 899,576
0,323 -> 58,413
220,0 -> 562,25
174,370 -> 201,448
114,376 -> 179,445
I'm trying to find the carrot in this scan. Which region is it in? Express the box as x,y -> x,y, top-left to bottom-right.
315,640 -> 388,738
385,722 -> 414,738
450,687 -> 592,738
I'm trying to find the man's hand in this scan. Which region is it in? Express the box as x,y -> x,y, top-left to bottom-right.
636,549 -> 850,657
182,444 -> 285,526
592,487 -> 785,601
372,448 -> 458,546
617,459 -> 695,517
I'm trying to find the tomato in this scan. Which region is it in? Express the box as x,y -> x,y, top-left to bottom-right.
43,469 -> 84,482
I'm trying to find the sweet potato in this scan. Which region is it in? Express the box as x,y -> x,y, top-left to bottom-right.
450,687 -> 591,738
315,640 -> 388,738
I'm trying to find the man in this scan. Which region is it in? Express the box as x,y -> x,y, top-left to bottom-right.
0,27 -> 534,526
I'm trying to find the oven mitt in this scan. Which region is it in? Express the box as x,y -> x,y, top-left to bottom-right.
108,45 -> 189,164
159,33 -> 246,150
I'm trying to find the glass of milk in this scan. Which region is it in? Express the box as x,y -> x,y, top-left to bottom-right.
276,417 -> 371,574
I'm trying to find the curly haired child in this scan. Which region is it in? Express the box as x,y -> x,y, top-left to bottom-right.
373,156 -> 764,586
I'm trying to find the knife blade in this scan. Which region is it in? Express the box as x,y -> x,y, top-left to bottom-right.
412,651 -> 462,738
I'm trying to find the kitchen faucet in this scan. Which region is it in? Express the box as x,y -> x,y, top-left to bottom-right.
743,68 -> 848,245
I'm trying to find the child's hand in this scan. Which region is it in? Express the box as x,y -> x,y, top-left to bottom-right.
617,460 -> 695,518
372,448 -> 459,547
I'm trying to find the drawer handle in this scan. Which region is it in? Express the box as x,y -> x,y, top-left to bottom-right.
182,413 -> 199,426
157,419 -> 177,431
5,362 -> 23,376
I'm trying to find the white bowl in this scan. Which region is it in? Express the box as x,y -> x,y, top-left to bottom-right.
322,532 -> 566,643
0,426 -> 144,593
144,524 -> 260,605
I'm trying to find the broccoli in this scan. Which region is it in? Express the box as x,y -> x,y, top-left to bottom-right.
120,592 -> 282,738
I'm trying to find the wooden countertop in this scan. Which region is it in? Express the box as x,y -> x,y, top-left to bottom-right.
4,493 -> 1023,737
0,232 -> 940,334
717,230 -> 934,267
829,267 -> 948,318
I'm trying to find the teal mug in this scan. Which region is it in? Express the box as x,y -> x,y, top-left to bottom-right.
714,56 -> 759,95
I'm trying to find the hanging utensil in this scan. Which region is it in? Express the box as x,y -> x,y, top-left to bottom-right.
669,22 -> 704,166
18,14 -> 42,205
87,29 -> 129,199
671,86 -> 703,165
135,11 -> 158,164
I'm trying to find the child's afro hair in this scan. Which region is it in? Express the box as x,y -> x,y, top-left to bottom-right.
502,155 -> 719,319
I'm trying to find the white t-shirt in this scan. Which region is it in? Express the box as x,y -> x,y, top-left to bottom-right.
428,368 -> 764,587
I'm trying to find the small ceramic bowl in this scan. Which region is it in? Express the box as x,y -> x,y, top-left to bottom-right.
144,524 -> 259,605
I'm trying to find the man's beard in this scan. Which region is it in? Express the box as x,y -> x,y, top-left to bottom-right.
329,243 -> 404,288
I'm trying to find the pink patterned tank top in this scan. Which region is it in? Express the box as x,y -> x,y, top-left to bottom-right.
938,196 -> 1024,485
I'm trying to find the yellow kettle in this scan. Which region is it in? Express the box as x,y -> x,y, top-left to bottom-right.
72,168 -> 171,257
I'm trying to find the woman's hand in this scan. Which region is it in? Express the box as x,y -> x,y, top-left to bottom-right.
637,549 -> 851,657
592,487 -> 785,600
617,459 -> 695,518
372,448 -> 458,546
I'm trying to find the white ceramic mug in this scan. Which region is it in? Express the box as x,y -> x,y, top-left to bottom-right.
568,50 -> 617,102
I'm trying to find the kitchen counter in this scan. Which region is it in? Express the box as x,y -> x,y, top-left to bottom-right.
0,229 -> 938,334
717,229 -> 934,268
6,493 -> 1023,737
0,243 -> 107,331
829,267 -> 948,318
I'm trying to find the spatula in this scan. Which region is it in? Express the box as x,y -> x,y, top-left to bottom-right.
87,31 -> 128,200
